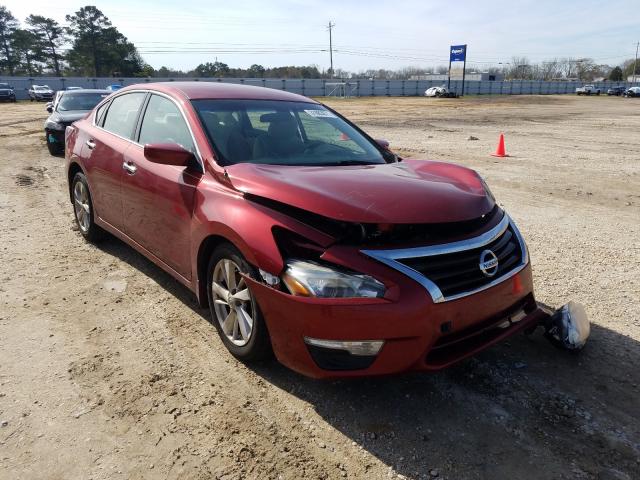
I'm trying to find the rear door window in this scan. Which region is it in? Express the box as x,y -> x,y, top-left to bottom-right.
102,92 -> 146,139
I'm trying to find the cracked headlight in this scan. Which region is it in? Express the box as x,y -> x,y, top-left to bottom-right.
281,260 -> 385,298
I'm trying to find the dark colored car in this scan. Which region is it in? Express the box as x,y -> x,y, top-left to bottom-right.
65,82 -> 551,378
607,86 -> 626,96
0,82 -> 16,102
29,84 -> 54,101
44,89 -> 110,155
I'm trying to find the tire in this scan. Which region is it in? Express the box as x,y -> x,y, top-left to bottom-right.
71,172 -> 104,243
46,134 -> 63,156
596,91 -> 600,96
207,243 -> 272,362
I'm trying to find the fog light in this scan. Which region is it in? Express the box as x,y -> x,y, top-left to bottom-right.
303,337 -> 384,356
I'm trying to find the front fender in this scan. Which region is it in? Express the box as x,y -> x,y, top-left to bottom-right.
190,178 -> 337,304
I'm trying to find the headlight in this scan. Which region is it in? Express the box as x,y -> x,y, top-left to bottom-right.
281,260 -> 385,298
45,121 -> 64,131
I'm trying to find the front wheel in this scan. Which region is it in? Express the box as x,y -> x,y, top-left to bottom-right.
207,244 -> 272,362
71,172 -> 104,242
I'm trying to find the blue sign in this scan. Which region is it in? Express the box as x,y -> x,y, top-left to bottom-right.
450,45 -> 467,62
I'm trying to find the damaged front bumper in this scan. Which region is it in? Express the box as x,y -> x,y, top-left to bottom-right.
537,301 -> 590,351
246,263 -> 550,378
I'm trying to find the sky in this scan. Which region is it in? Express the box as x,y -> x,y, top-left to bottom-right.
5,0 -> 639,72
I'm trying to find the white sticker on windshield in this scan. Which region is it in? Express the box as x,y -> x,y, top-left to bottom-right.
304,109 -> 337,118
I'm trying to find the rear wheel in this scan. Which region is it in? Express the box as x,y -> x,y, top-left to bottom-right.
207,244 -> 272,362
71,172 -> 104,242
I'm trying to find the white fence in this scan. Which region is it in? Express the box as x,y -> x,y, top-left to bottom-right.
2,76 -> 638,100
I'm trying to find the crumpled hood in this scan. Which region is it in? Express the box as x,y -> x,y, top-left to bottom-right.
225,159 -> 495,224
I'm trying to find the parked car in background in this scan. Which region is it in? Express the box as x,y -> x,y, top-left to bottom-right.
624,86 -> 640,97
64,82 -> 563,378
44,89 -> 110,155
106,84 -> 123,92
0,82 -> 16,102
29,85 -> 55,102
606,86 -> 626,96
425,85 -> 456,97
575,85 -> 601,95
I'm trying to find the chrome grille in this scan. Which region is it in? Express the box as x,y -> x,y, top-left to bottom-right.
361,215 -> 528,303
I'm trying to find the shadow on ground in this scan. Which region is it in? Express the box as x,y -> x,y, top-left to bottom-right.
97,235 -> 640,480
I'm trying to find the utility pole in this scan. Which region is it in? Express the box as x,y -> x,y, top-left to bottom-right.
633,41 -> 639,84
327,21 -> 335,78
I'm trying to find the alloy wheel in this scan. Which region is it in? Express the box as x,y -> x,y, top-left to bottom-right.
211,258 -> 255,346
73,181 -> 91,233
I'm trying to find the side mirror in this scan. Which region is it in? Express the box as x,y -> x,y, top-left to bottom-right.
375,138 -> 390,150
46,103 -> 53,113
143,143 -> 194,166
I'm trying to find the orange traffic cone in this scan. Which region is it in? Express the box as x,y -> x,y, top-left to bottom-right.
491,133 -> 509,157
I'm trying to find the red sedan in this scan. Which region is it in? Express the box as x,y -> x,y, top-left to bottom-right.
65,82 -> 549,378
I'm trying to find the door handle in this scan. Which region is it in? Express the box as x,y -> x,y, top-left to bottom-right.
86,139 -> 96,149
122,161 -> 137,175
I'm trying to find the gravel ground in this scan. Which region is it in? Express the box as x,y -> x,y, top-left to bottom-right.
0,95 -> 638,480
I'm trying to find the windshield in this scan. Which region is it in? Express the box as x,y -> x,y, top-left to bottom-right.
35,86 -> 50,91
58,92 -> 108,112
192,99 -> 386,166
0,83 -> 11,89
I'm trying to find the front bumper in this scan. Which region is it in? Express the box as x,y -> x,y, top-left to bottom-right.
247,260 -> 542,378
45,128 -> 65,145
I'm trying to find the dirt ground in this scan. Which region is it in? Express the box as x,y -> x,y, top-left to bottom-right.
0,95 -> 638,480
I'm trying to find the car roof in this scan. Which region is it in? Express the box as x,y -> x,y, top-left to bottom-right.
118,81 -> 317,103
60,89 -> 110,94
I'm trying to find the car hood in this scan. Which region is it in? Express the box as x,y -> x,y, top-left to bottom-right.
49,111 -> 90,123
225,159 -> 494,224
